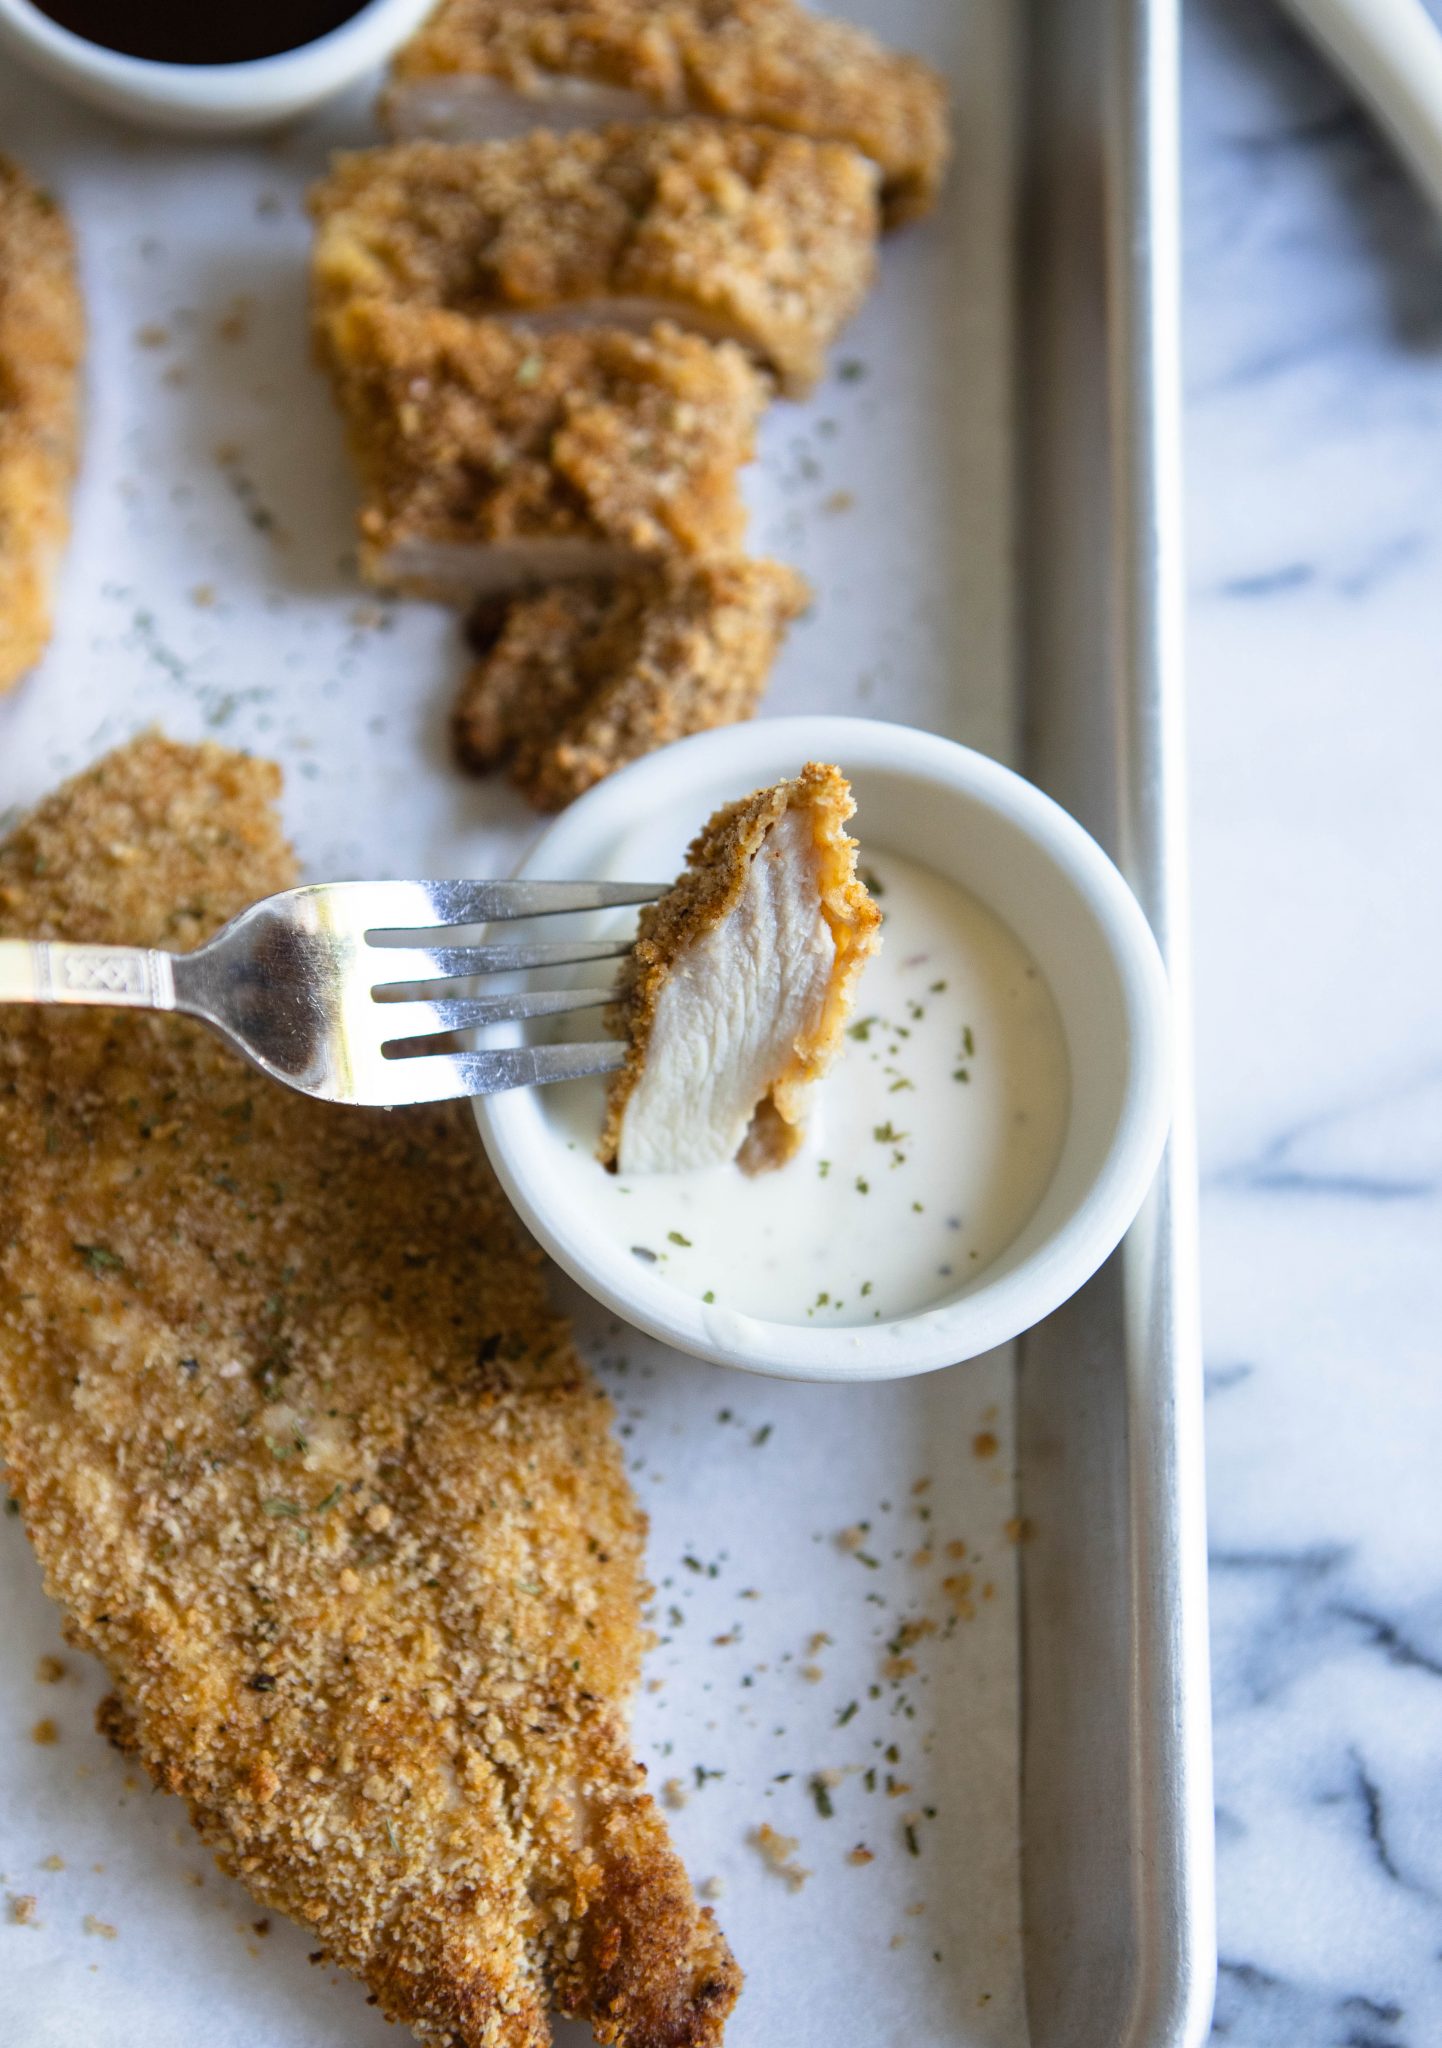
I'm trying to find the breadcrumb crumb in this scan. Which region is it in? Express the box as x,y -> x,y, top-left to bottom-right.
748,1823 -> 808,1891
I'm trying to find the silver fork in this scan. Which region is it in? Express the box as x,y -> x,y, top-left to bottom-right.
0,878 -> 661,1106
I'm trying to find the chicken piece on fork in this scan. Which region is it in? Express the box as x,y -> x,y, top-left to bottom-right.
602,761 -> 881,1174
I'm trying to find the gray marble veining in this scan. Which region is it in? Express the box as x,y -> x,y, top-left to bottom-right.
1187,4 -> 1442,2041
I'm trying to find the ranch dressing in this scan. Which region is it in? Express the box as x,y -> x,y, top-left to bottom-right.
542,850 -> 1071,1326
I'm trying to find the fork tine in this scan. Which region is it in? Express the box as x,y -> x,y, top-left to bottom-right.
407,879 -> 662,925
375,987 -> 613,1040
367,938 -> 634,987
311,879 -> 662,932
356,1040 -> 628,1104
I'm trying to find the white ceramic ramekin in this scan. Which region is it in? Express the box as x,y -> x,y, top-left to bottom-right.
0,0 -> 431,133
474,716 -> 1172,1382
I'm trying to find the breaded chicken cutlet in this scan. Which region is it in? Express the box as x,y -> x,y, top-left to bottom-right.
325,300 -> 765,596
0,735 -> 741,2048
311,124 -> 878,398
601,761 -> 880,1174
454,556 -> 809,807
382,0 -> 951,228
0,156 -> 83,693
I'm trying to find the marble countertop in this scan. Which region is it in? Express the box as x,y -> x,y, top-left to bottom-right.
1185,4 -> 1442,2042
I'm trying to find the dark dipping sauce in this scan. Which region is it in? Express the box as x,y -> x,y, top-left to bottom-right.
34,1 -> 368,65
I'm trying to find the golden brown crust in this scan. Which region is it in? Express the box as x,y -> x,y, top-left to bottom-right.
311,124 -> 878,395
453,557 -> 808,808
600,760 -> 880,1167
0,156 -> 83,693
0,735 -> 740,2048
324,300 -> 766,594
384,0 -> 951,226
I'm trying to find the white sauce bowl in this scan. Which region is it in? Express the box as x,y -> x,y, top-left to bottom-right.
0,0 -> 431,133
474,716 -> 1171,1382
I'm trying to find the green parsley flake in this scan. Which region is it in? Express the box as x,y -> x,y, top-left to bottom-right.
74,1243 -> 125,1275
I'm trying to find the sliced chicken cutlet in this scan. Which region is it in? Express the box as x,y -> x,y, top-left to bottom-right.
0,156 -> 83,692
454,556 -> 809,807
325,300 -> 765,597
0,735 -> 741,2048
311,124 -> 879,397
601,761 -> 880,1174
382,0 -> 951,229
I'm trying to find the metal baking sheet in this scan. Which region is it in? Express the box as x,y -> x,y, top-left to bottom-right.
0,2 -> 1212,2044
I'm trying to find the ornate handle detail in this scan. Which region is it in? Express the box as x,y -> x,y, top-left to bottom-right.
0,941 -> 176,1011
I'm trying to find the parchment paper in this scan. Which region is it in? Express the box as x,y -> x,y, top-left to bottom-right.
0,4 -> 1029,2041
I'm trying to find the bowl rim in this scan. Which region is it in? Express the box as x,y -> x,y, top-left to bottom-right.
474,715 -> 1172,1381
0,0 -> 430,112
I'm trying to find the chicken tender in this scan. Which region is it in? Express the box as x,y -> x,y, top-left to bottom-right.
383,0 -> 951,228
454,556 -> 809,807
0,734 -> 741,2048
602,761 -> 881,1173
325,300 -> 766,596
0,156 -> 83,692
311,124 -> 878,397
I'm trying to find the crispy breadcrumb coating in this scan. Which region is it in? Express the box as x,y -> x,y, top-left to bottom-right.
0,156 -> 83,693
600,761 -> 880,1170
454,557 -> 808,808
324,300 -> 766,596
383,0 -> 950,227
0,735 -> 741,2048
311,124 -> 878,397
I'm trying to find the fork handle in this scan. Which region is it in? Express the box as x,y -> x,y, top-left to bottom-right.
0,940 -> 177,1010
